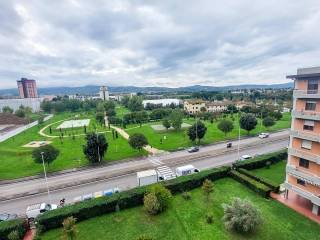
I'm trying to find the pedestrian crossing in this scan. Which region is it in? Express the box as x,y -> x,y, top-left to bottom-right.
149,157 -> 163,166
157,165 -> 176,180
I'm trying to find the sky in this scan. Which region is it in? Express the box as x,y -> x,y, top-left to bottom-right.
0,0 -> 320,89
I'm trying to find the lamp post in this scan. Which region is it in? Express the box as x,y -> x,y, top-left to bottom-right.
41,152 -> 51,204
237,112 -> 241,161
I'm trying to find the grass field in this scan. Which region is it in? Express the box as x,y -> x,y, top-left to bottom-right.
40,178 -> 320,240
250,160 -> 287,185
126,112 -> 291,151
0,112 -> 145,180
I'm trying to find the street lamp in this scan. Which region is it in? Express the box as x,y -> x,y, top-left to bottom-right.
237,112 -> 241,161
40,152 -> 51,204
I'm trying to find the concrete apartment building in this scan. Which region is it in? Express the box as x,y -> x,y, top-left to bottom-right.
17,78 -> 38,98
184,99 -> 246,114
285,66 -> 320,216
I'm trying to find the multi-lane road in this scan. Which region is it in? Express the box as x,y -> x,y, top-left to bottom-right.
0,130 -> 289,215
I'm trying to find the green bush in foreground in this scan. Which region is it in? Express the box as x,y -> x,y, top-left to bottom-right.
0,219 -> 26,240
222,198 -> 262,233
144,184 -> 172,215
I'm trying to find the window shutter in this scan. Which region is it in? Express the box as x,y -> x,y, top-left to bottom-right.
301,140 -> 312,150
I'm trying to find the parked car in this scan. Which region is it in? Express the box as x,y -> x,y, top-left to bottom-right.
0,213 -> 18,222
82,193 -> 93,201
176,165 -> 200,177
187,146 -> 199,153
258,132 -> 269,139
226,142 -> 232,148
240,155 -> 252,160
26,203 -> 57,220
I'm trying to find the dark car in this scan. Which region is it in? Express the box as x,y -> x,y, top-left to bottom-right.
226,142 -> 232,148
187,146 -> 199,153
0,213 -> 18,222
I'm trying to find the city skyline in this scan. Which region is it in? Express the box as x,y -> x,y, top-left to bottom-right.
0,1 -> 320,89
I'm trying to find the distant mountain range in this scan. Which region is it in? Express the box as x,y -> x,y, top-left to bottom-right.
0,82 -> 293,96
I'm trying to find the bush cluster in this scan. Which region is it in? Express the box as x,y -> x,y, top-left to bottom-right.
229,170 -> 271,198
0,219 -> 27,240
238,168 -> 280,193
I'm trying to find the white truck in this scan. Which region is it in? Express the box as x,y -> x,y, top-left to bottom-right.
137,169 -> 159,186
176,165 -> 200,177
26,203 -> 57,220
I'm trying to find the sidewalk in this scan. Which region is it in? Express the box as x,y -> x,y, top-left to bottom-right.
23,229 -> 35,240
271,191 -> 320,224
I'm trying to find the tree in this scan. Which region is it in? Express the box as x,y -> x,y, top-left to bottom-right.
104,100 -> 116,117
62,216 -> 78,240
202,179 -> 214,203
222,198 -> 262,234
38,115 -> 45,125
2,106 -> 13,114
162,118 -> 171,130
187,120 -> 207,143
128,96 -> 143,112
270,111 -> 283,121
14,108 -> 25,118
240,113 -> 257,134
96,112 -> 105,125
144,184 -> 172,215
200,107 -> 207,112
262,116 -> 275,129
121,95 -> 130,108
32,145 -> 59,166
217,119 -> 234,136
129,133 -> 148,151
83,133 -> 108,163
169,110 -> 183,131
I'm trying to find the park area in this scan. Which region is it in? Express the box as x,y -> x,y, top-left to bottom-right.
40,177 -> 320,240
125,112 -> 291,151
0,112 -> 145,180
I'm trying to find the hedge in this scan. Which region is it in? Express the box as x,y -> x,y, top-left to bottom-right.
234,149 -> 287,170
0,219 -> 27,240
238,168 -> 280,193
37,166 -> 230,232
229,170 -> 271,198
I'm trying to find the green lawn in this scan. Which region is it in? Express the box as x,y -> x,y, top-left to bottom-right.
0,112 -> 145,180
126,112 -> 291,151
40,178 -> 320,240
250,160 -> 287,185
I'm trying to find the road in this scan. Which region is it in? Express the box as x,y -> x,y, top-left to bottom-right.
0,130 -> 289,215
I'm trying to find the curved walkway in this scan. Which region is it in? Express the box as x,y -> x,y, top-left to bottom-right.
111,125 -> 163,155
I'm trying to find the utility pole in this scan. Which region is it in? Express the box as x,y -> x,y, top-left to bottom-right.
237,112 -> 241,161
41,152 -> 51,204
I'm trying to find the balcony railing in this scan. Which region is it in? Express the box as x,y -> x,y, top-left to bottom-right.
284,182 -> 320,205
293,89 -> 320,98
288,147 -> 320,164
292,110 -> 320,121
290,130 -> 320,143
286,164 -> 320,186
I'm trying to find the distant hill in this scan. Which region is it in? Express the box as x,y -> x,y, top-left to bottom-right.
0,82 -> 293,97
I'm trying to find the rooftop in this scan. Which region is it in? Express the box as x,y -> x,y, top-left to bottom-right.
287,66 -> 320,79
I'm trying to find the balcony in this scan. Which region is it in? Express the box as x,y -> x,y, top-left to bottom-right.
290,130 -> 320,143
284,182 -> 320,206
293,89 -> 320,99
292,110 -> 320,121
286,164 -> 320,186
288,147 -> 320,164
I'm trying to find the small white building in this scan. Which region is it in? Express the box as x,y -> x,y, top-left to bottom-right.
0,98 -> 43,112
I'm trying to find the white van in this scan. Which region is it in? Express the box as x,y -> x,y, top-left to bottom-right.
176,165 -> 200,177
26,203 -> 57,220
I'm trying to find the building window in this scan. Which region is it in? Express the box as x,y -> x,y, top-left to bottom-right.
297,179 -> 306,186
308,80 -> 318,94
301,140 -> 312,150
305,101 -> 316,111
303,120 -> 314,131
299,158 -> 309,168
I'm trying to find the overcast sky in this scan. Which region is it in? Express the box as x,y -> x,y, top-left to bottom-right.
0,0 -> 320,89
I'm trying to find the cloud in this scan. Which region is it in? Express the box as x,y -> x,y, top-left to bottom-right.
0,0 -> 319,88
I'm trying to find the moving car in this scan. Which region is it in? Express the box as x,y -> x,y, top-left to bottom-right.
0,213 -> 18,222
226,142 -> 232,148
258,132 -> 269,139
240,155 -> 252,160
176,165 -> 200,177
26,203 -> 57,220
187,146 -> 199,153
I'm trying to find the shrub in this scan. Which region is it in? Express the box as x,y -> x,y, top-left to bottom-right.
229,171 -> 271,198
136,234 -> 154,240
181,192 -> 191,200
222,198 -> 262,233
7,231 -> 19,240
205,213 -> 214,224
144,192 -> 160,215
147,184 -> 172,214
62,216 -> 77,240
0,219 -> 26,240
238,168 -> 280,193
202,179 -> 214,201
